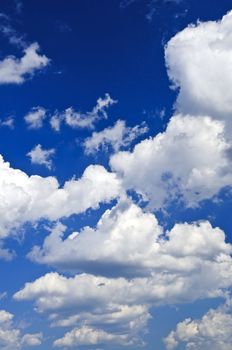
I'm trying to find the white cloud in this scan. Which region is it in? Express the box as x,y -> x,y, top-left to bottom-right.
0,43 -> 49,84
84,119 -> 148,154
165,10 -> 232,120
24,107 -> 46,129
27,144 -> 55,169
111,115 -> 232,209
0,309 -> 42,350
18,213 -> 232,305
0,117 -> 14,129
0,155 -> 121,239
50,93 -> 117,131
164,300 -> 232,350
53,326 -> 132,347
15,211 -> 232,350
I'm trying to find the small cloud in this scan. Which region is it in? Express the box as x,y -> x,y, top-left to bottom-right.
27,144 -> 55,170
50,93 -> 117,131
84,119 -> 148,154
0,116 -> 14,129
0,43 -> 50,85
24,107 -> 46,129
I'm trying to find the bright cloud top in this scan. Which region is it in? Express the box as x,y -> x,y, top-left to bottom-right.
165,10 -> 232,119
111,115 -> 232,208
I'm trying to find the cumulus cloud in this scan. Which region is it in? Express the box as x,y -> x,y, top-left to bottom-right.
0,43 -> 49,84
0,309 -> 42,350
24,107 -> 46,129
14,193 -> 232,347
164,300 -> 232,350
27,144 -> 55,169
0,155 -> 121,238
50,93 -> 117,131
83,119 -> 148,154
14,239 -> 232,346
165,10 -> 232,120
111,115 -> 232,209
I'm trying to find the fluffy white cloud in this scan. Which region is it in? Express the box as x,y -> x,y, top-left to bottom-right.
17,208 -> 232,306
15,211 -> 232,350
0,309 -> 42,350
164,300 -> 232,350
27,144 -> 55,169
0,155 -> 121,238
0,43 -> 49,84
84,119 -> 148,154
111,115 -> 232,209
24,107 -> 46,129
28,199 -> 161,275
165,10 -> 232,120
50,93 -> 117,131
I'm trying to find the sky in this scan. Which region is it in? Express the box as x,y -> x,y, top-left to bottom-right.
0,0 -> 232,349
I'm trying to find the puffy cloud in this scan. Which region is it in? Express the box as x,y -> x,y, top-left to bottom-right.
28,199 -> 161,276
84,119 -> 148,154
24,107 -> 46,129
17,209 -> 232,306
0,309 -> 42,350
111,115 -> 232,209
27,144 -> 55,169
164,300 -> 232,350
15,211 -> 232,350
0,43 -> 49,84
0,155 -> 121,238
165,10 -> 232,120
50,93 -> 117,131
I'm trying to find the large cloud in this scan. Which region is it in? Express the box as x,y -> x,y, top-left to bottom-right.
111,115 -> 232,209
0,155 -> 121,239
29,199 -> 232,280
165,10 -> 232,120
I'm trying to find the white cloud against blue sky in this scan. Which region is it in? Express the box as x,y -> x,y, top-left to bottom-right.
0,1 -> 232,349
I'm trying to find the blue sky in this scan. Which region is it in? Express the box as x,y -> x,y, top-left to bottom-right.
0,0 -> 232,349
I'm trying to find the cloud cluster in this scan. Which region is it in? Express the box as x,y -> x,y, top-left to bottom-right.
17,197 -> 232,346
0,309 -> 42,350
164,300 -> 232,350
4,8 -> 232,349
